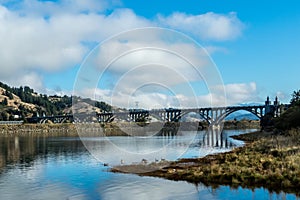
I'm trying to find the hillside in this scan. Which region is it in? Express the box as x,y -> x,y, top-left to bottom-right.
0,81 -> 111,121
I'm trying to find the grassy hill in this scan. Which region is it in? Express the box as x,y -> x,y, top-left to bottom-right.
0,81 -> 111,121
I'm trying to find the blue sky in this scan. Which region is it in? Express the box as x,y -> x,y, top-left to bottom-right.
0,0 -> 299,108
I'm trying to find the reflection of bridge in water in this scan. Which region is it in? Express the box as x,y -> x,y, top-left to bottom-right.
158,127 -> 243,148
198,129 -> 242,148
155,129 -> 245,149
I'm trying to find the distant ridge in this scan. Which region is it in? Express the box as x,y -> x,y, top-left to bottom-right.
225,112 -> 259,121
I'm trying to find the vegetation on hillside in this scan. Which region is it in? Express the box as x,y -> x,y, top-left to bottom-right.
0,81 -> 111,121
274,89 -> 300,130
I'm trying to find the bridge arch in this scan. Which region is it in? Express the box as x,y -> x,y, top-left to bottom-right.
178,110 -> 211,124
214,107 -> 263,125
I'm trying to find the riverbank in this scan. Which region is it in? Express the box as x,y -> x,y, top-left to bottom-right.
111,129 -> 300,196
0,123 -> 128,136
0,123 -> 77,136
0,120 -> 259,137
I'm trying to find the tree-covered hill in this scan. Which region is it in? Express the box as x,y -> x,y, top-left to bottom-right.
274,89 -> 300,130
0,81 -> 111,121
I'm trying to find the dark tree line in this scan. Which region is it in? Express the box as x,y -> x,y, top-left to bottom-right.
95,101 -> 112,112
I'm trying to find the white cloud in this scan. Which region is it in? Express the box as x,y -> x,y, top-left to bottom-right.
274,91 -> 289,103
157,12 -> 245,41
0,0 -> 245,97
96,46 -> 211,94
137,82 -> 259,108
75,82 -> 259,110
1,0 -> 119,16
0,5 -> 151,72
72,27 -> 226,109
222,82 -> 259,105
0,4 -> 152,91
15,72 -> 44,91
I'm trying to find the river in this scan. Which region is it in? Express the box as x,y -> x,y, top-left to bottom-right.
0,129 -> 298,200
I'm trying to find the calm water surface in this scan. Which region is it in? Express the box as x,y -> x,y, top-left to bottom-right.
0,129 -> 298,200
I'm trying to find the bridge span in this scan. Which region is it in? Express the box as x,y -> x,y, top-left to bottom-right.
96,97 -> 287,125
27,97 -> 288,126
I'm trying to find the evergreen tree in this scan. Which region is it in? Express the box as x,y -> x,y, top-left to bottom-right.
2,98 -> 8,106
1,112 -> 9,121
291,89 -> 300,106
5,90 -> 13,100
